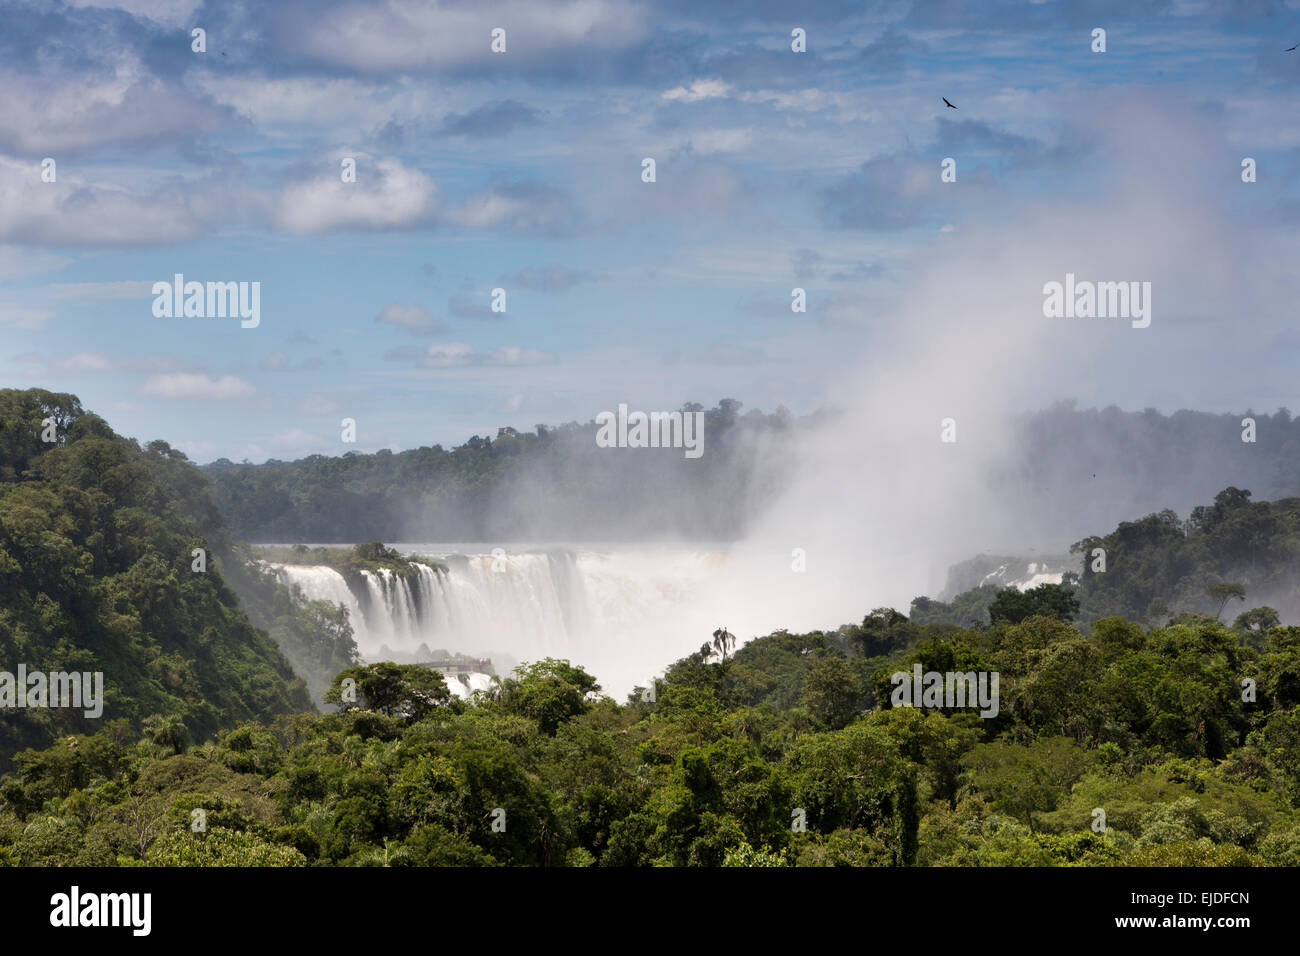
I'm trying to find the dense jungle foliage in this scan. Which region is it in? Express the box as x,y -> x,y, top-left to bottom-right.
0,389 -> 360,769
3,597 -> 1299,866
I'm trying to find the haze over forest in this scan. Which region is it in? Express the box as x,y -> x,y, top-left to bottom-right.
204,400 -> 1300,585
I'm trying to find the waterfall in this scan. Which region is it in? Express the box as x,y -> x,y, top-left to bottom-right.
273,565 -> 370,642
268,548 -> 733,695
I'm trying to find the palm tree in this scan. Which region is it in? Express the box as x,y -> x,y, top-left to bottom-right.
142,714 -> 188,755
357,839 -> 412,867
711,626 -> 736,662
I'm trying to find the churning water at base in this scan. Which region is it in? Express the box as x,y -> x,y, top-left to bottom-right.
270,547 -> 735,698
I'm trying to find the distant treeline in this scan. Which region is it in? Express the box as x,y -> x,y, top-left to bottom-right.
202,400 -> 799,542
994,402 -> 1300,546
201,401 -> 1300,545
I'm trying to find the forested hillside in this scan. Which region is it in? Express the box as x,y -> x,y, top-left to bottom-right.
0,389 -> 349,770
914,486 -> 1300,630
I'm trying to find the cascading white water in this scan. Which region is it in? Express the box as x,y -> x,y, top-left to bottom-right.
269,548 -> 734,697
272,565 -> 369,637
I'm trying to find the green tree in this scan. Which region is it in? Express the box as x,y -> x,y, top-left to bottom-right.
799,655 -> 859,730
1206,582 -> 1246,621
325,662 -> 451,720
988,583 -> 1080,626
498,659 -> 599,735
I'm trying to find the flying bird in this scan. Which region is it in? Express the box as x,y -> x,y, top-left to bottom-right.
943,97 -> 958,109
1287,45 -> 1297,52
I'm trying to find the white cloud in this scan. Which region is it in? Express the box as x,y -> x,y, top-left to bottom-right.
406,341 -> 556,368
738,88 -> 853,112
55,352 -> 115,373
0,56 -> 227,154
276,156 -> 437,233
447,182 -> 574,233
141,373 -> 254,399
662,78 -> 732,102
0,155 -> 203,246
199,75 -> 435,140
292,0 -> 649,72
421,342 -> 475,367
65,0 -> 204,29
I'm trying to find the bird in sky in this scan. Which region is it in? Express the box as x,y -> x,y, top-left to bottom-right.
943,97 -> 958,109
1287,45 -> 1297,52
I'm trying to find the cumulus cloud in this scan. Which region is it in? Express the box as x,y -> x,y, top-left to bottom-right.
141,373 -> 254,399
290,0 -> 650,73
46,351 -> 114,373
0,156 -> 206,245
662,78 -> 731,102
276,156 -> 437,233
0,57 -> 230,155
65,0 -> 205,29
448,180 -> 578,235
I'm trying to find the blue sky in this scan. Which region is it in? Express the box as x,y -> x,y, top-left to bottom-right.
3,0 -> 1300,462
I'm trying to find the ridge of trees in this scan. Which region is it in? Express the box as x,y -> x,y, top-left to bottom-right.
0,388 -> 351,770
